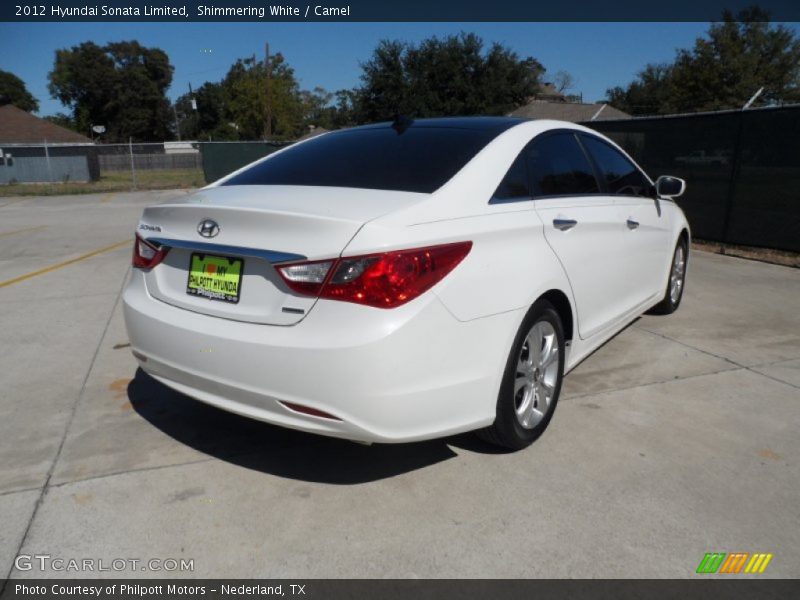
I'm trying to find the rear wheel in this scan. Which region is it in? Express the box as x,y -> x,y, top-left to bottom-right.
649,238 -> 688,315
478,300 -> 565,450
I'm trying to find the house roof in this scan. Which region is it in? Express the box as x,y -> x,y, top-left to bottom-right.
509,101 -> 630,122
0,105 -> 93,145
533,83 -> 567,102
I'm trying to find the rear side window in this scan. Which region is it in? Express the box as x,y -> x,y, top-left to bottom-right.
526,133 -> 599,197
221,127 -> 497,194
492,155 -> 531,201
580,135 -> 652,197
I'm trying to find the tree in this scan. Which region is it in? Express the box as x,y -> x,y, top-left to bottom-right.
300,87 -> 335,129
606,63 -> 676,115
356,40 -> 410,121
174,51 -> 349,141
331,89 -> 358,127
174,82 -> 237,141
552,70 -> 575,94
48,41 -> 174,141
607,8 -> 800,115
221,54 -> 305,140
44,113 -> 78,132
297,87 -> 361,130
354,33 -> 544,123
0,70 -> 39,112
669,8 -> 800,111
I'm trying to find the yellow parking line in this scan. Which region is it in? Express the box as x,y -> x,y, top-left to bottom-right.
0,239 -> 130,289
100,193 -> 117,203
0,225 -> 47,238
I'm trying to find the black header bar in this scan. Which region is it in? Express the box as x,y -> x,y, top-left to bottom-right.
2,0 -> 800,22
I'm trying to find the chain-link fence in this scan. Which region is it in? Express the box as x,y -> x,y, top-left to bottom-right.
586,104 -> 800,253
92,141 -> 204,189
0,140 -> 206,189
0,140 -> 287,191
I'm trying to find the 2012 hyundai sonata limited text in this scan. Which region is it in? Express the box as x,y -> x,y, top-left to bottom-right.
123,117 -> 690,449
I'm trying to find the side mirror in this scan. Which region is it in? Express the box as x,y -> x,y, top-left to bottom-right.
655,175 -> 686,199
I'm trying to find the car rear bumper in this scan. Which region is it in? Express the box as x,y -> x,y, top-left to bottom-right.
122,271 -> 521,443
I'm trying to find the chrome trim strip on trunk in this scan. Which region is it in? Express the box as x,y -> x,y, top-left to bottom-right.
146,238 -> 306,264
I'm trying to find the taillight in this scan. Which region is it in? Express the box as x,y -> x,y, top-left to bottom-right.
276,259 -> 334,296
277,241 -> 472,309
132,234 -> 168,269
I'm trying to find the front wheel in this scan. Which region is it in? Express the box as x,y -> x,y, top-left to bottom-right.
649,238 -> 688,315
478,300 -> 565,450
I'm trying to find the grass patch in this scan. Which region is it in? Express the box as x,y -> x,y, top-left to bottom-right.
0,168 -> 206,197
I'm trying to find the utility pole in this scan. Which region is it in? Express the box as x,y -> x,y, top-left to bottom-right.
173,104 -> 181,141
264,42 -> 272,140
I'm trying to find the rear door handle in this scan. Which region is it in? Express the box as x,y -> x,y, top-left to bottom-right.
553,218 -> 577,231
626,218 -> 640,230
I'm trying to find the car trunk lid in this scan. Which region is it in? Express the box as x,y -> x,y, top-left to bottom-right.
137,185 -> 426,325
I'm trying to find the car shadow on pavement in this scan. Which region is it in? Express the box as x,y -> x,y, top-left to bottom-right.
127,368 -> 493,484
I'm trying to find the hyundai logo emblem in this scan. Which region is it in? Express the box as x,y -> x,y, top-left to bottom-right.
197,219 -> 220,238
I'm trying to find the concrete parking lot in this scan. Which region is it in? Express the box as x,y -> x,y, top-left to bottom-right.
1,190 -> 798,580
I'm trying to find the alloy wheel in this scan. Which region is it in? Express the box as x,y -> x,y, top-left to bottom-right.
514,321 -> 560,429
670,245 -> 686,304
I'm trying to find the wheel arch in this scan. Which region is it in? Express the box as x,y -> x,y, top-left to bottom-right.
677,227 -> 690,267
537,288 -> 574,343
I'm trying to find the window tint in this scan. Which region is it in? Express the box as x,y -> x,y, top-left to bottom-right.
492,155 -> 530,201
581,135 -> 652,197
222,126 -> 498,194
525,133 -> 599,197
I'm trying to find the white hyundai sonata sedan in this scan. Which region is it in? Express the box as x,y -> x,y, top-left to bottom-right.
123,117 -> 689,449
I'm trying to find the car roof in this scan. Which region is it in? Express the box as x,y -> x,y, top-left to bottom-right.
345,116 -> 529,135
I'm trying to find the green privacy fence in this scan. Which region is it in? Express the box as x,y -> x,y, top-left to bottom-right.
198,110 -> 800,253
585,105 -> 800,253
199,141 -> 289,184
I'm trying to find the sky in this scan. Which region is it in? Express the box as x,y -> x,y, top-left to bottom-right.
1,21 -> 795,117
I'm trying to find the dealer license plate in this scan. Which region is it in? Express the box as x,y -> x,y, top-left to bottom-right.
186,253 -> 243,304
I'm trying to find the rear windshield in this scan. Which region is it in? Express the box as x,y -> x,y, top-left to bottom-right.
221,126 -> 498,193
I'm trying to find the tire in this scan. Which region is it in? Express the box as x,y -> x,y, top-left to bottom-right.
478,300 -> 565,450
649,238 -> 688,315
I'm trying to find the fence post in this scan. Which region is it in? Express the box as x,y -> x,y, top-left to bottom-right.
720,110 -> 745,249
129,137 -> 137,190
43,139 -> 54,183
